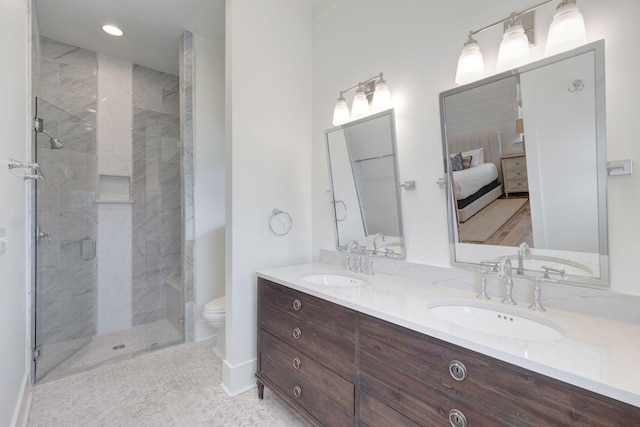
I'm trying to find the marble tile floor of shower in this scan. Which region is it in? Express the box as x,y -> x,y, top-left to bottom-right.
37,319 -> 184,384
27,337 -> 309,427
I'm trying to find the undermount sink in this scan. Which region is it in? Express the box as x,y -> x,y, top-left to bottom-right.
428,301 -> 564,341
302,273 -> 366,287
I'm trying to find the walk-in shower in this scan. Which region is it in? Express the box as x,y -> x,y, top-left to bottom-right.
32,34 -> 190,383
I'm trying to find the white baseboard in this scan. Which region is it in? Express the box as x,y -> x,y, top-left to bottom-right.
11,371 -> 31,427
221,357 -> 257,397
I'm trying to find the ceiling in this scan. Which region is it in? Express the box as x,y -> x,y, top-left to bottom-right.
35,0 -> 226,75
36,0 -> 326,76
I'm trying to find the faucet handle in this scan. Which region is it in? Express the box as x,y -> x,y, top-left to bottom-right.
480,260 -> 500,273
477,270 -> 490,300
541,265 -> 565,279
529,278 -> 546,311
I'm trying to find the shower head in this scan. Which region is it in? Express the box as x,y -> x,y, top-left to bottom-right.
41,129 -> 65,149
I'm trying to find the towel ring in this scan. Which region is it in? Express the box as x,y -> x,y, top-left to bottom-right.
269,209 -> 292,236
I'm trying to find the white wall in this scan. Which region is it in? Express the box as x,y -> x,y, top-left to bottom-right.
224,0 -> 313,395
0,1 -> 30,425
193,34 -> 226,341
311,0 -> 640,296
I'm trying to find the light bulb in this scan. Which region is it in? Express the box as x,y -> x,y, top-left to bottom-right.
351,87 -> 369,120
496,21 -> 531,72
332,94 -> 350,126
102,24 -> 124,37
372,76 -> 392,112
545,1 -> 587,56
455,36 -> 485,85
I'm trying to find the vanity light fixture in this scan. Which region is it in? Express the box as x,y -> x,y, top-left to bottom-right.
496,14 -> 532,72
332,92 -> 350,126
331,72 -> 391,126
545,0 -> 587,56
351,85 -> 370,120
454,0 -> 588,84
102,24 -> 124,37
455,34 -> 485,85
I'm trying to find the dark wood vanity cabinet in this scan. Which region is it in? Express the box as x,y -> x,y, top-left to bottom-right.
359,314 -> 640,427
257,278 -> 640,426
256,278 -> 357,426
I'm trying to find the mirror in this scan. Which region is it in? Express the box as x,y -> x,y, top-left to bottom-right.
440,41 -> 608,286
326,109 -> 405,258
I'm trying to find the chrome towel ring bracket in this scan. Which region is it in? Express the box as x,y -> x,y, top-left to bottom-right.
269,209 -> 292,236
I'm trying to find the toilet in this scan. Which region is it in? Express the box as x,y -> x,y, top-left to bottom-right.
203,296 -> 226,359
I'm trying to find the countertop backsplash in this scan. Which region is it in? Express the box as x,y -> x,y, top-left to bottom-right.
319,250 -> 640,325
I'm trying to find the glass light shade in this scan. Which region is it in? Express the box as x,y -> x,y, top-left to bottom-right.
372,81 -> 391,112
351,89 -> 369,120
496,24 -> 531,72
545,3 -> 587,56
332,97 -> 350,126
455,41 -> 485,85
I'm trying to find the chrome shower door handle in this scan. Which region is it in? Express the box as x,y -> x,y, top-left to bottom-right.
80,236 -> 96,261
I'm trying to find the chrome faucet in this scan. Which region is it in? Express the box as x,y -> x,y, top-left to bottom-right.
499,256 -> 516,305
517,242 -> 532,275
529,278 -> 546,311
346,241 -> 359,272
373,233 -> 385,254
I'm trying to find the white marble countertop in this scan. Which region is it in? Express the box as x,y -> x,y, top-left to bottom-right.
257,262 -> 640,408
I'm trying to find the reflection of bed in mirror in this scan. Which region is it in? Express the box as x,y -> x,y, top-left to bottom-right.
448,132 -> 503,222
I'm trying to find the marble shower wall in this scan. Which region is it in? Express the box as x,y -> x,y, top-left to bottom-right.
132,65 -> 182,327
180,31 -> 195,342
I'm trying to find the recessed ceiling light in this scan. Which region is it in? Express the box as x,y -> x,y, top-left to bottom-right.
102,24 -> 124,37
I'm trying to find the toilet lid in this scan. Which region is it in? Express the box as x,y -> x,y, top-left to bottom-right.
204,297 -> 226,313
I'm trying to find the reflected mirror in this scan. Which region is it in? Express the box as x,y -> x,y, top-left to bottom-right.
326,109 -> 405,258
440,41 -> 608,286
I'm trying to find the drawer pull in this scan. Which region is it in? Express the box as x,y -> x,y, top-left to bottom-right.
293,385 -> 302,398
449,409 -> 467,427
293,357 -> 302,369
292,327 -> 302,340
449,360 -> 467,381
292,299 -> 302,311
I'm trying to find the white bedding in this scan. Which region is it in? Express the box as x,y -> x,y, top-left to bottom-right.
452,162 -> 498,200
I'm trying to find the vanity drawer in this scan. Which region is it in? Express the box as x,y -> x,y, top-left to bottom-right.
259,330 -> 354,426
258,278 -> 356,380
359,314 -> 640,426
359,323 -> 500,425
259,330 -> 354,414
359,391 -> 420,427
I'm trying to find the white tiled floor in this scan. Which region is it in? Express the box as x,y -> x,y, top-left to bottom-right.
28,338 -> 309,426
37,320 -> 184,384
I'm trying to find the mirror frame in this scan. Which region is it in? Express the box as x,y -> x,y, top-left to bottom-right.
325,108 -> 406,259
440,40 -> 609,287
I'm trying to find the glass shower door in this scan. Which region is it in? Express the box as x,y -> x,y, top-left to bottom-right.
34,97 -> 97,383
